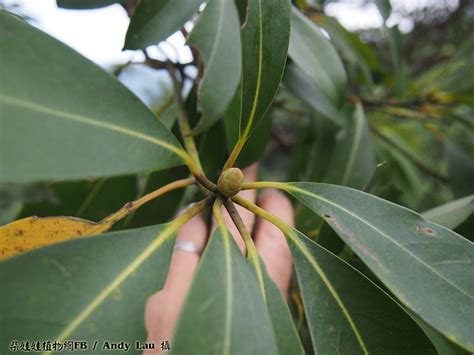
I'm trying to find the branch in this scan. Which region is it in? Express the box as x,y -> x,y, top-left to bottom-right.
165,61 -> 216,191
99,178 -> 195,227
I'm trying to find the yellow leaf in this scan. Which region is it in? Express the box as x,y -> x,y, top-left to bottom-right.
0,216 -> 111,260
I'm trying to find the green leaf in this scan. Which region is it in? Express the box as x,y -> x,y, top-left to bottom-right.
124,0 -> 201,49
409,311 -> 472,355
0,11 -> 184,183
316,16 -> 378,84
284,182 -> 474,351
287,228 -> 435,354
422,195 -> 474,230
20,176 -> 137,225
237,0 -> 291,139
128,166 -> 189,228
188,0 -> 241,130
0,223 -> 177,354
172,227 -> 279,354
198,121 -> 228,182
323,102 -> 375,188
56,0 -> 121,9
289,7 -> 347,105
0,188 -> 22,225
257,259 -> 305,355
225,87 -> 272,168
284,64 -> 344,126
447,142 -> 474,198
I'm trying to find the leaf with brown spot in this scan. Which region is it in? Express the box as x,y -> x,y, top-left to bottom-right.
0,216 -> 111,260
283,182 -> 474,352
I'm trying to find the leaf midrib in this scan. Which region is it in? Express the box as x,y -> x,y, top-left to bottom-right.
240,0 -> 263,139
289,184 -> 474,300
287,229 -> 369,354
221,226 -> 233,355
42,224 -> 177,351
0,94 -> 184,159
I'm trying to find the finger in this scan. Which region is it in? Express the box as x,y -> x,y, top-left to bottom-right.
144,213 -> 207,351
212,163 -> 259,253
254,189 -> 294,298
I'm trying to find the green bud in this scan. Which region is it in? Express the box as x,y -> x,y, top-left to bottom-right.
217,168 -> 244,197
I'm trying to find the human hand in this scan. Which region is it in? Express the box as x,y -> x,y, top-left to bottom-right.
143,164 -> 294,353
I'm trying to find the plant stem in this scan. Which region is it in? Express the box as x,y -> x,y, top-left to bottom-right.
231,195 -> 292,235
97,178 -> 195,228
223,137 -> 246,170
172,197 -> 213,227
223,199 -> 266,298
165,62 -> 216,191
240,181 -> 288,191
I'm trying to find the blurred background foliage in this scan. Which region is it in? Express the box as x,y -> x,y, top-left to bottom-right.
0,0 -> 472,243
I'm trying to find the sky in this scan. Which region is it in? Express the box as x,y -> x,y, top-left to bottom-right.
2,0 -> 460,66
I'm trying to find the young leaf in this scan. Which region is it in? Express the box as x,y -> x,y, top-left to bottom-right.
288,228 -> 435,354
0,223 -> 178,354
0,10 -> 185,183
283,182 -> 474,352
172,227 -> 279,354
422,195 -> 474,230
289,7 -> 347,105
124,0 -> 201,49
188,0 -> 241,130
0,216 -> 110,260
237,0 -> 291,139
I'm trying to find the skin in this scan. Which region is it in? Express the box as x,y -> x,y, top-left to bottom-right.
143,164 -> 294,352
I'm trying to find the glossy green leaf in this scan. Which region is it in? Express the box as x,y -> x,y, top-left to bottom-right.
0,223 -> 177,354
172,227 -> 278,354
57,0 -> 121,9
225,86 -> 272,168
124,0 -> 201,49
236,0 -> 291,139
323,102 -> 375,188
0,11 -> 184,183
256,259 -> 305,355
289,7 -> 347,105
284,182 -> 474,351
189,0 -> 241,130
423,195 -> 474,230
287,227 -> 435,354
